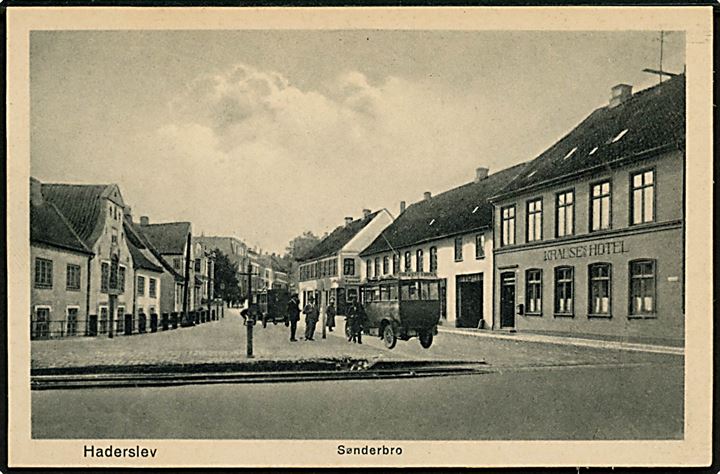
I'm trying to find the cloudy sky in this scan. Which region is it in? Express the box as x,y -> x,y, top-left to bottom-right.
30,30 -> 684,253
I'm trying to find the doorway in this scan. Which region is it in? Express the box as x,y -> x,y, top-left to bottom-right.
456,274 -> 483,328
500,272 -> 516,328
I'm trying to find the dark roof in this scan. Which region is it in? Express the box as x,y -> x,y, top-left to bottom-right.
360,164 -> 528,257
40,183 -> 110,245
494,74 -> 685,199
297,210 -> 382,262
139,222 -> 191,255
125,217 -> 182,278
126,239 -> 164,273
30,200 -> 93,255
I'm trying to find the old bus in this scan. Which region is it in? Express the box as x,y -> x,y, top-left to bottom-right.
253,288 -> 291,328
359,273 -> 442,349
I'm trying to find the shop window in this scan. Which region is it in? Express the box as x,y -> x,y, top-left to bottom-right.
554,266 -> 574,315
475,234 -> 485,259
629,259 -> 656,317
590,181 -> 612,231
501,205 -> 516,246
404,251 -> 412,271
454,236 -> 463,261
588,263 -> 612,317
526,198 -> 543,242
35,258 -> 53,289
343,258 -> 355,276
631,169 -> 655,225
416,249 -> 424,272
66,263 -> 81,291
525,269 -> 542,315
556,190 -> 574,237
429,247 -> 438,272
137,275 -> 146,296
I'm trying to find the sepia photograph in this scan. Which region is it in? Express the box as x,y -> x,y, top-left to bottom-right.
6,6 -> 713,468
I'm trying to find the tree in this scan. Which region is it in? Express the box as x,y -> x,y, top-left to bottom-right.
213,249 -> 242,305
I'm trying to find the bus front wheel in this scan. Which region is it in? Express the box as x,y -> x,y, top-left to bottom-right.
419,331 -> 434,349
383,324 -> 397,349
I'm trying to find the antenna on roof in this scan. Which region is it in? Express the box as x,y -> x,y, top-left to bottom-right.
643,31 -> 679,84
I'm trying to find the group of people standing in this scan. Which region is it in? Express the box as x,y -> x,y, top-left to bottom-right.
285,294 -> 366,343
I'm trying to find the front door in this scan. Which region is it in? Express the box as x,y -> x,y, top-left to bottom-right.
456,274 -> 483,328
500,272 -> 516,328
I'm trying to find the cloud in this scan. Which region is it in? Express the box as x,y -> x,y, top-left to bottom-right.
140,63 -> 495,251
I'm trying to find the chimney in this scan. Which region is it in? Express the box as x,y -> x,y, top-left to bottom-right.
362,209 -> 371,218
30,178 -> 43,206
140,216 -> 150,226
609,83 -> 632,108
400,201 -> 406,214
475,167 -> 489,182
423,191 -> 432,201
344,216 -> 353,226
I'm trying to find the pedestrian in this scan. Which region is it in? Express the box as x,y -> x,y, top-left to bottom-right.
286,294 -> 301,342
326,299 -> 337,332
347,301 -> 365,344
302,296 -> 319,341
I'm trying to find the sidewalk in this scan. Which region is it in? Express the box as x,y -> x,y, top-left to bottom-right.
437,327 -> 684,356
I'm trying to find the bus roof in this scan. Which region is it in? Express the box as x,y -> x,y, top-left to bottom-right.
363,272 -> 440,284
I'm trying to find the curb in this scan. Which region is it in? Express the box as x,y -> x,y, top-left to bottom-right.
437,328 -> 684,355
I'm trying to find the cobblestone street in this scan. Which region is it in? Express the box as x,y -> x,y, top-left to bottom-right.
31,307 -> 681,371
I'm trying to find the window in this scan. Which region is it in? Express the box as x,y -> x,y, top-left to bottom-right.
400,281 -> 420,300
392,254 -> 400,274
137,275 -> 145,296
195,258 -> 201,272
343,258 -> 355,276
429,247 -> 438,272
556,190 -> 574,237
454,236 -> 463,261
174,257 -> 183,271
34,258 -> 53,289
416,249 -> 424,272
630,260 -> 656,316
109,258 -> 119,290
33,307 -> 51,339
66,264 -> 81,291
66,307 -> 78,336
554,267 -> 574,315
420,281 -> 440,300
116,306 -> 125,333
331,259 -> 338,276
526,198 -> 543,242
99,306 -> 108,334
383,256 -> 389,274
526,269 -> 542,315
118,266 -> 126,293
149,278 -> 157,298
111,228 -> 118,244
590,181 -> 611,231
101,262 -> 110,293
374,257 -> 380,277
501,205 -> 516,246
588,263 -> 612,316
404,251 -> 412,271
366,259 -> 372,278
475,234 -> 485,259
631,169 -> 655,225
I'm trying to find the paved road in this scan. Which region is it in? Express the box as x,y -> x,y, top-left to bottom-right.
32,362 -> 682,439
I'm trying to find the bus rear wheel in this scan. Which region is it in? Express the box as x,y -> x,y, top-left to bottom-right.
383,324 -> 397,349
419,331 -> 434,349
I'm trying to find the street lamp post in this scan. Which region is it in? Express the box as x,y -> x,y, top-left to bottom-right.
238,263 -> 257,358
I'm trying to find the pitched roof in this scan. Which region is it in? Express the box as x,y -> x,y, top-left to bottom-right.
126,218 -> 182,278
139,221 -> 191,255
126,239 -> 164,273
494,74 -> 685,199
194,236 -> 247,266
40,183 -> 111,245
297,210 -> 382,262
30,199 -> 93,255
360,164 -> 528,257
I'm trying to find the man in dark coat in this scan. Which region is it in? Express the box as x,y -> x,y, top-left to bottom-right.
302,296 -> 319,341
325,299 -> 337,332
286,294 -> 301,342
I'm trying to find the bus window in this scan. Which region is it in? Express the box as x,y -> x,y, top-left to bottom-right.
420,281 -> 440,300
401,282 -> 420,301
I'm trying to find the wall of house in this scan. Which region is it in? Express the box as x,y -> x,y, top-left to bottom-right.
30,244 -> 90,337
492,149 -> 684,340
158,272 -> 179,314
134,269 -> 162,318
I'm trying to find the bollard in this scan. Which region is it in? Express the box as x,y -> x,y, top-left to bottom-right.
246,318 -> 254,358
150,313 -> 158,333
171,312 -> 178,329
124,313 -> 133,336
161,313 -> 169,331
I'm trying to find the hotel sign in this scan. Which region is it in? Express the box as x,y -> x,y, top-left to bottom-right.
543,240 -> 629,262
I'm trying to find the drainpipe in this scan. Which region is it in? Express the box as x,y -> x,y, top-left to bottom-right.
85,254 -> 93,336
181,232 -> 192,326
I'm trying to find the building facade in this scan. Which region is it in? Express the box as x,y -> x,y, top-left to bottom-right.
491,76 -> 685,342
297,209 -> 394,314
359,165 -> 526,328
